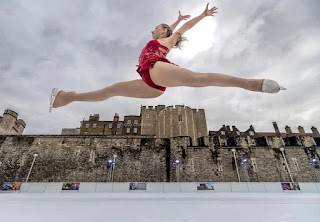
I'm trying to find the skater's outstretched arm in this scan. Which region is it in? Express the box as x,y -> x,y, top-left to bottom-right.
166,3 -> 218,48
170,11 -> 191,31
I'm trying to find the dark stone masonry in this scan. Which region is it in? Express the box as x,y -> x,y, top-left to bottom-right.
0,134 -> 319,183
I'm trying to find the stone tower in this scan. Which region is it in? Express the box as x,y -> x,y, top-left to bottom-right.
140,105 -> 165,135
0,109 -> 26,135
141,105 -> 207,146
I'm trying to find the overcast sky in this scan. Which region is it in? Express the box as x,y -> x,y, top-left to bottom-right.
1,0 -> 319,135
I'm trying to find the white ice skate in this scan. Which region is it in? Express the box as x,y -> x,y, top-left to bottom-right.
49,88 -> 62,113
262,79 -> 286,93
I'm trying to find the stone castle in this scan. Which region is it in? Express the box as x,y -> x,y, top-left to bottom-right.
0,109 -> 26,135
62,105 -> 207,146
0,106 -> 319,184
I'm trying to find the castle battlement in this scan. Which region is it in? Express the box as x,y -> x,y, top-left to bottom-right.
141,106 -> 157,110
17,119 -> 27,127
141,105 -> 205,113
4,109 -> 18,118
1,109 -> 26,135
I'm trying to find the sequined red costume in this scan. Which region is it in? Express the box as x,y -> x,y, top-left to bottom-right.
136,39 -> 176,91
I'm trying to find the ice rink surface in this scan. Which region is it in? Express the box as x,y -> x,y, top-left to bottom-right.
1,192 -> 320,222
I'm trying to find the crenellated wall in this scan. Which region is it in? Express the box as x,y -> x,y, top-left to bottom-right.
0,109 -> 26,135
0,134 -> 319,183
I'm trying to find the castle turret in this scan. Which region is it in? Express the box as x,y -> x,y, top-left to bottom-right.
111,113 -> 119,135
272,122 -> 281,136
285,125 -> 293,136
140,105 -> 158,135
142,105 -> 207,146
298,126 -> 305,134
246,125 -> 255,136
311,126 -> 320,138
0,109 -> 26,135
16,119 -> 26,134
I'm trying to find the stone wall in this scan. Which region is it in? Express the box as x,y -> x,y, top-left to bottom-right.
0,135 -> 319,183
61,128 -> 81,135
0,135 -> 167,183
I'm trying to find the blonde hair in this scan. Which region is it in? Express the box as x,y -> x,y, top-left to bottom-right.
160,23 -> 187,49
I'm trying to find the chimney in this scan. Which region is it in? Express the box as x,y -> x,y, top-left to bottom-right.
226,125 -> 231,132
272,122 -> 280,136
249,125 -> 255,133
298,126 -> 305,134
311,126 -> 320,138
113,113 -> 119,122
89,114 -> 100,121
232,126 -> 240,133
285,125 -> 292,135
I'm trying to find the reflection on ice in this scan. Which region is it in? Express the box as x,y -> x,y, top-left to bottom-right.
0,193 -> 319,222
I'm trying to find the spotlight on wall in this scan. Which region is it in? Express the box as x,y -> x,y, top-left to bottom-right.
173,159 -> 180,166
240,158 -> 250,165
106,160 -> 114,169
309,158 -> 319,166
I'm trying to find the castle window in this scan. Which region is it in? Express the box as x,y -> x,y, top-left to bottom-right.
221,131 -> 225,135
117,123 -> 121,128
178,115 -> 183,121
127,128 -> 130,133
93,123 -> 97,128
249,131 -> 254,136
85,124 -> 89,128
127,120 -> 131,124
109,124 -> 112,128
134,120 -> 138,125
134,128 -> 137,134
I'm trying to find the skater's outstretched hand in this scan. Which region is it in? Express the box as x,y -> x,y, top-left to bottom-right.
178,11 -> 191,21
201,3 -> 218,17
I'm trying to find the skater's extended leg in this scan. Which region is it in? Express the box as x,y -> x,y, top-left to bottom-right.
53,79 -> 164,108
150,62 -> 285,93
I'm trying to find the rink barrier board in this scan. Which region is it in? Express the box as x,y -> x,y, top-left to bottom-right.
45,183 -> 64,193
247,182 -> 267,192
230,182 -> 249,192
78,182 -> 97,193
95,182 -> 112,192
1,182 -> 320,193
264,182 -> 284,193
146,182 -> 164,193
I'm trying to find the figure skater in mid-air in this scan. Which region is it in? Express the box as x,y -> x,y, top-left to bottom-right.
49,3 -> 286,112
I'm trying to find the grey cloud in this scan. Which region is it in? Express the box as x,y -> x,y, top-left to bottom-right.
0,0 -> 319,135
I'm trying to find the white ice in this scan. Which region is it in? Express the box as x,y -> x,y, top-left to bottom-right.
0,193 -> 320,222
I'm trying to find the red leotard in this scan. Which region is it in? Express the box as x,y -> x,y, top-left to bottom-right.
136,39 -> 177,91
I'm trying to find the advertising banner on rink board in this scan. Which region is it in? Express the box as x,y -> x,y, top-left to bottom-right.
1,182 -> 22,191
197,182 -> 214,190
62,182 -> 80,191
281,182 -> 301,190
129,182 -> 147,190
